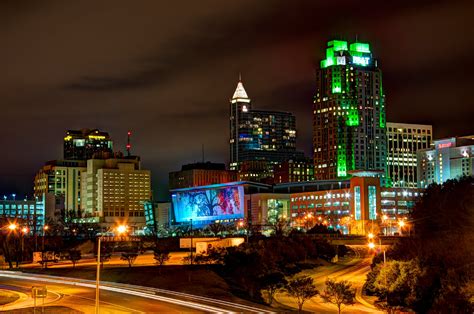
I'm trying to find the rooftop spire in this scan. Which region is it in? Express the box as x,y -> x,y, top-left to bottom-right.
232,73 -> 249,100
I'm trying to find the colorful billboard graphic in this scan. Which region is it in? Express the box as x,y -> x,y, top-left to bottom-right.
172,185 -> 245,223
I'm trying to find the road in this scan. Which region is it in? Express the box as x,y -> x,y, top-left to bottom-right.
274,245 -> 383,313
17,251 -> 189,269
0,271 -> 274,313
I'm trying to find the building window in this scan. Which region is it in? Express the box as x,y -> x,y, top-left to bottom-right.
368,186 -> 377,220
354,186 -> 361,220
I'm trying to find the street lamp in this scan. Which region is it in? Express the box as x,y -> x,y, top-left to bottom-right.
21,227 -> 28,263
95,225 -> 128,314
42,225 -> 49,251
8,223 -> 17,231
398,220 -> 405,235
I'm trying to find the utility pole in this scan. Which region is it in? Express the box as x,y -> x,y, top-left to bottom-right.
95,237 -> 101,314
190,219 -> 193,265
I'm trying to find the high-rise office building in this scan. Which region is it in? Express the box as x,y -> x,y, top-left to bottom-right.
34,160 -> 86,216
273,158 -> 315,184
169,162 -> 237,190
80,157 -> 151,229
417,135 -> 473,187
0,196 -> 45,235
313,40 -> 387,180
386,122 -> 433,187
229,79 -> 304,172
64,129 -> 113,160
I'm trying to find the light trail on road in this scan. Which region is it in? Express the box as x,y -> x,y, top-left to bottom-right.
0,271 -> 274,313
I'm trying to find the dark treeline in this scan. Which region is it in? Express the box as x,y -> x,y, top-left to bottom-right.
366,176 -> 474,313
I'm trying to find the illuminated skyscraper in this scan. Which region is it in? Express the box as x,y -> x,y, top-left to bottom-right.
34,160 -> 86,215
313,40 -> 387,180
417,135 -> 474,187
80,157 -> 151,229
386,122 -> 433,187
64,129 -> 113,160
229,78 -> 303,172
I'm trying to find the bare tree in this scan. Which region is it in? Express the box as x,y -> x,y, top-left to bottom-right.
121,252 -> 138,268
260,272 -> 287,305
67,250 -> 82,269
153,248 -> 170,274
321,278 -> 355,314
285,276 -> 319,312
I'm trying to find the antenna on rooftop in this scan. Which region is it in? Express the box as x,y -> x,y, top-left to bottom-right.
126,131 -> 132,157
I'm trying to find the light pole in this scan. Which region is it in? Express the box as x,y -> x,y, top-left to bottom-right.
42,225 -> 49,251
95,225 -> 127,314
189,219 -> 193,266
21,227 -> 28,264
398,220 -> 405,235
368,234 -> 387,304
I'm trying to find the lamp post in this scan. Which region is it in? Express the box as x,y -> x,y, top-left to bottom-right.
95,225 -> 127,314
42,225 -> 49,251
189,219 -> 193,266
368,234 -> 387,303
398,220 -> 405,235
21,227 -> 28,263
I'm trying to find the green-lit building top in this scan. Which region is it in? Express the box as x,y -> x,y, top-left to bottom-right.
313,39 -> 387,181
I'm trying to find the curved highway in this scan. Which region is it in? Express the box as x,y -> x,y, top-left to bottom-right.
274,245 -> 383,313
0,271 -> 274,313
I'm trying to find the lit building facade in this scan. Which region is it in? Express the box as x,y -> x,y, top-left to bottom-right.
288,172 -> 422,235
80,157 -> 151,229
0,197 -> 45,235
64,129 -> 113,160
169,177 -> 421,236
237,160 -> 275,184
386,122 -> 432,188
34,160 -> 86,216
313,40 -> 387,180
144,201 -> 171,235
417,136 -> 474,187
169,162 -> 237,190
229,79 -> 304,172
273,158 -> 315,183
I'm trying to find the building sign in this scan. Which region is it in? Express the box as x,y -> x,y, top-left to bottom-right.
437,142 -> 453,149
352,56 -> 370,66
101,236 -> 141,242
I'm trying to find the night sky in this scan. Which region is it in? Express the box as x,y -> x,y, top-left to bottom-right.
1,0 -> 473,200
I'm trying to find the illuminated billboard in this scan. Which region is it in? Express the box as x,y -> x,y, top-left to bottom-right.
172,185 -> 245,223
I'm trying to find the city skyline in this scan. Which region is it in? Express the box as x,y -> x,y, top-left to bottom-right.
2,1 -> 474,200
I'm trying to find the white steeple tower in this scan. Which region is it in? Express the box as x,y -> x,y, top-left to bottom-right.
231,74 -> 250,103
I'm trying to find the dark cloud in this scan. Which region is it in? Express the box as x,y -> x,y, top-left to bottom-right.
1,0 -> 473,200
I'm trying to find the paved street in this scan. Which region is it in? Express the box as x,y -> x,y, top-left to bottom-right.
13,251 -> 189,270
274,245 -> 383,313
0,271 -> 272,313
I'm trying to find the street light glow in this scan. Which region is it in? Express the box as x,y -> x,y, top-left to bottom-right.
398,220 -> 405,227
368,242 -> 376,249
368,232 -> 374,239
8,223 -> 17,231
116,225 -> 128,235
21,227 -> 29,234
